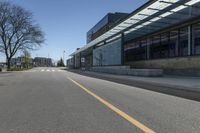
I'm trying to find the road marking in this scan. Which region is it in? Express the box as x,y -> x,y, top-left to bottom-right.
41,69 -> 45,72
52,70 -> 55,72
67,77 -> 156,133
46,69 -> 50,72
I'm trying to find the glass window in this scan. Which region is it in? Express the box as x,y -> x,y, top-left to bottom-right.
146,37 -> 152,59
124,41 -> 140,62
192,23 -> 200,55
132,40 -> 141,61
179,27 -> 188,56
140,38 -> 147,60
124,44 -> 129,51
160,33 -> 169,58
169,30 -> 178,57
150,35 -> 160,59
124,39 -> 147,62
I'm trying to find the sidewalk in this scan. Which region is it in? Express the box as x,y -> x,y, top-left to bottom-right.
113,74 -> 200,92
67,69 -> 200,95
69,70 -> 200,92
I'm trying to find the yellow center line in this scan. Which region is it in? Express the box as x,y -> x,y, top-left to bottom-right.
67,77 -> 156,133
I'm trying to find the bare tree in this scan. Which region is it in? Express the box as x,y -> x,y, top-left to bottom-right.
0,2 -> 44,70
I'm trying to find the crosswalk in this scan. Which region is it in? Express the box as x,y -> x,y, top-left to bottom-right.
25,69 -> 63,73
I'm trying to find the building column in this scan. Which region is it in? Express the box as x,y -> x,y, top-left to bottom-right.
188,25 -> 191,56
121,33 -> 125,65
147,40 -> 150,60
147,26 -> 151,60
92,46 -> 95,67
74,55 -> 77,68
73,56 -> 75,69
80,52 -> 82,68
188,6 -> 192,56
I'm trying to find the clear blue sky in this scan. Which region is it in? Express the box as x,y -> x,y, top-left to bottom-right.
0,0 -> 147,62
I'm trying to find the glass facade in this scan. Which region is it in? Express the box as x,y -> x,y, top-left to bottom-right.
151,35 -> 161,59
140,38 -> 147,60
169,30 -> 178,57
87,13 -> 128,43
160,33 -> 169,58
192,23 -> 200,55
124,23 -> 200,62
124,39 -> 147,61
179,27 -> 188,56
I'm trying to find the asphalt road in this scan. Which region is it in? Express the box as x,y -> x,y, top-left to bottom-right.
0,67 -> 200,133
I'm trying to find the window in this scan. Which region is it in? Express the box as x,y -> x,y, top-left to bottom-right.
124,25 -> 193,62
140,38 -> 147,60
160,33 -> 169,58
179,27 -> 188,56
124,39 -> 146,62
192,23 -> 200,55
150,35 -> 160,59
131,40 -> 141,61
146,37 -> 152,59
124,41 -> 140,62
169,30 -> 178,57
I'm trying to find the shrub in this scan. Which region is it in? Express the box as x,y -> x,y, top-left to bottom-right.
8,67 -> 31,71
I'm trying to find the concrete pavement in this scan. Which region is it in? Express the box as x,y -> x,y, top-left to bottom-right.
0,67 -> 200,133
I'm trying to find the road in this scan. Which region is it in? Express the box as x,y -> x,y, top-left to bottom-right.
0,67 -> 200,133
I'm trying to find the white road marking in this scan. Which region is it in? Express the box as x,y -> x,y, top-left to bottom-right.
25,68 -> 61,72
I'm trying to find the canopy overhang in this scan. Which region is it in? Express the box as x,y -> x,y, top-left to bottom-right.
70,0 -> 200,56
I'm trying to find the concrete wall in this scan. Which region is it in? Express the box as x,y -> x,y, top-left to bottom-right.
93,38 -> 121,66
91,66 -> 163,77
126,56 -> 200,69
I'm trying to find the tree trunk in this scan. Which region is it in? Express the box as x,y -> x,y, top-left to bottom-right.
7,58 -> 11,71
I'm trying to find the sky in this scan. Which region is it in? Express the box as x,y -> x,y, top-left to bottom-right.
0,0 -> 147,62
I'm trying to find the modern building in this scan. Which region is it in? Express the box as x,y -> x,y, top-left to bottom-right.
69,0 -> 200,76
11,57 -> 33,68
87,12 -> 129,43
33,57 -> 52,67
